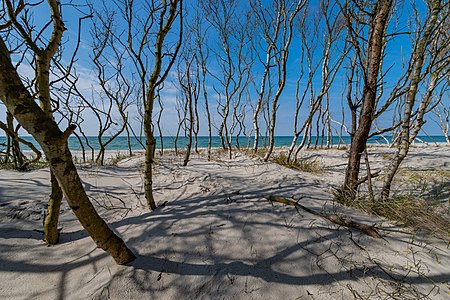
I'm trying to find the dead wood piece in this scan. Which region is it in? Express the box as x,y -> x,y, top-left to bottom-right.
267,195 -> 382,239
356,170 -> 381,186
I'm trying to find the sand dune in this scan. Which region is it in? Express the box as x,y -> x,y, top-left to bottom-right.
1,146 -> 449,299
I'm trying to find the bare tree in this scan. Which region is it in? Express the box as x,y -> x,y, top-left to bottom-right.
1,111 -> 24,168
93,0 -> 183,210
0,110 -> 42,169
142,0 -> 182,209
381,0 -> 450,200
90,12 -> 133,165
287,0 -> 347,162
249,0 -> 307,161
192,12 -> 213,160
251,1 -> 281,153
201,0 -> 254,159
156,85 -> 165,156
177,44 -> 200,166
173,93 -> 186,155
0,2 -> 135,264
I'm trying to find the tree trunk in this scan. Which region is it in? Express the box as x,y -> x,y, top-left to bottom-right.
144,112 -> 157,210
0,119 -> 42,168
183,91 -> 194,166
342,0 -> 393,200
44,172 -> 64,244
37,56 -> 65,245
140,0 -> 181,210
381,73 -> 439,200
6,111 -> 25,169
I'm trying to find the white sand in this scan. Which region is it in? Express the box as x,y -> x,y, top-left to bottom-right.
0,146 -> 449,299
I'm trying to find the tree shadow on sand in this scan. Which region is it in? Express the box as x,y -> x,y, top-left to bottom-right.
1,158 -> 448,299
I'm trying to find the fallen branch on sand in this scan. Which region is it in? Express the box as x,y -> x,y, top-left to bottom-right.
266,195 -> 382,239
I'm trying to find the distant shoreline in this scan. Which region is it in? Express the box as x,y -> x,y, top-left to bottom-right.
2,135 -> 449,151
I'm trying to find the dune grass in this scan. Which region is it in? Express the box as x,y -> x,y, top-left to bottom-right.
271,152 -> 324,174
335,187 -> 449,241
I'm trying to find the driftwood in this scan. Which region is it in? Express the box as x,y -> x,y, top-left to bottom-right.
267,195 -> 382,239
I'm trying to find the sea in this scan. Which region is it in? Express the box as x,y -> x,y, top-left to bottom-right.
0,135 -> 448,151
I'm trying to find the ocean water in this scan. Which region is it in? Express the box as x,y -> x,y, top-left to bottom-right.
0,135 -> 448,151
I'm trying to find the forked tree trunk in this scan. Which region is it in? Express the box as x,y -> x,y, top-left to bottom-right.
0,37 -> 135,264
142,0 -> 181,211
342,0 -> 393,200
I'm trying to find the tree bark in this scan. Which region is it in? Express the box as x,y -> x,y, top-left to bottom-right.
44,172 -> 64,244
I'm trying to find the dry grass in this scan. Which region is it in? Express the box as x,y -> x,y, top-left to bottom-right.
241,147 -> 266,158
391,169 -> 450,201
397,169 -> 450,182
332,167 -> 450,241
108,152 -> 132,165
380,153 -> 392,160
335,191 -> 450,241
271,152 -> 324,174
0,155 -> 48,170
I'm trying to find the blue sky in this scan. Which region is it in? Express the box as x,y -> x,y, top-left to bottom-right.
0,0 -> 448,138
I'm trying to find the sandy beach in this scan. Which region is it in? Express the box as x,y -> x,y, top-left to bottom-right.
0,145 -> 449,299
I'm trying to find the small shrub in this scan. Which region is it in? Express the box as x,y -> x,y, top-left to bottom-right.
238,147 -> 265,158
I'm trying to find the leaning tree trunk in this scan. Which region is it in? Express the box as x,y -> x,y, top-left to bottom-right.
0,37 -> 135,264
